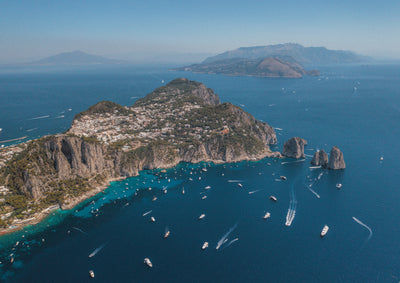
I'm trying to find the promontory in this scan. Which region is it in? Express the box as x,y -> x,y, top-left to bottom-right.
0,78 -> 280,230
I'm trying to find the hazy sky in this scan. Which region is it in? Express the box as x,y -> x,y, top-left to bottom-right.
1,0 -> 399,63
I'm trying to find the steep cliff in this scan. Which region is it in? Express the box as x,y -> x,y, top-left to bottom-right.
282,137 -> 307,159
310,149 -> 328,167
327,146 -> 346,170
0,78 -> 279,227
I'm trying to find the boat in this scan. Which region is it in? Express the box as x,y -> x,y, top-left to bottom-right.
263,212 -> 271,219
144,258 -> 153,268
238,183 -> 243,188
204,186 -> 211,190
150,216 -> 156,222
198,214 -> 206,220
336,183 -> 342,189
182,188 -> 185,194
380,156 -> 384,161
152,196 -> 157,201
321,225 -> 329,237
201,195 -> 207,200
202,242 -> 209,250
202,168 -> 207,172
269,196 -> 277,202
280,176 -> 287,180
0,128 -> 2,132
164,231 -> 170,238
89,270 -> 95,278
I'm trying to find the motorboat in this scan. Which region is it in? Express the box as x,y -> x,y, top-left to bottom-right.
336,183 -> 342,189
198,214 -> 206,220
202,242 -> 209,250
164,231 -> 170,238
263,212 -> 271,219
321,225 -> 329,237
269,196 -> 277,202
144,258 -> 153,268
280,176 -> 287,180
89,270 -> 95,278
150,216 -> 156,222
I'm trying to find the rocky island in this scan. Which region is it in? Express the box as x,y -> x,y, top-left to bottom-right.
0,78 -> 280,231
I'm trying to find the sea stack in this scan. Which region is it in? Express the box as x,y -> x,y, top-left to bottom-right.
311,150 -> 328,167
327,146 -> 346,170
282,137 -> 307,159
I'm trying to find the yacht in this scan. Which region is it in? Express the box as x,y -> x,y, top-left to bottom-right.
182,188 -> 185,194
263,212 -> 271,219
150,216 -> 156,222
238,183 -> 243,188
321,225 -> 329,237
201,195 -> 207,200
144,258 -> 153,268
164,230 -> 170,238
269,196 -> 277,202
0,128 -> 2,132
202,168 -> 207,172
152,196 -> 157,201
204,186 -> 211,190
336,183 -> 342,189
280,176 -> 287,180
202,242 -> 209,250
198,214 -> 206,220
89,270 -> 95,278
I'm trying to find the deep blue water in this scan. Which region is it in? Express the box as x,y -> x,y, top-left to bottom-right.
0,64 -> 400,282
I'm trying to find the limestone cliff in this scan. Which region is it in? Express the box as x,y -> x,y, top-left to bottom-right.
282,137 -> 307,159
327,146 -> 346,170
0,78 -> 279,226
310,150 -> 328,167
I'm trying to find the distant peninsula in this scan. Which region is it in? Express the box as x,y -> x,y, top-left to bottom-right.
175,56 -> 320,78
0,78 -> 280,232
175,43 -> 370,78
29,50 -> 127,66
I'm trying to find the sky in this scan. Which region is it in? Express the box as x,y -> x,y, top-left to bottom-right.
0,0 -> 399,63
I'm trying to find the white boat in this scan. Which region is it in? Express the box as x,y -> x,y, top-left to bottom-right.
164,231 -> 170,238
202,168 -> 207,172
321,225 -> 329,237
198,214 -> 206,220
201,195 -> 207,200
182,188 -> 185,194
89,270 -> 95,278
336,183 -> 342,189
280,176 -> 287,180
0,128 -> 2,132
238,183 -> 243,188
380,156 -> 384,161
144,258 -> 153,268
204,186 -> 211,190
202,242 -> 209,250
269,196 -> 277,202
150,216 -> 156,222
152,196 -> 157,201
263,212 -> 271,219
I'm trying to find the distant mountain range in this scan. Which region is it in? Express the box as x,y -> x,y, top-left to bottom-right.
30,51 -> 127,66
203,43 -> 370,65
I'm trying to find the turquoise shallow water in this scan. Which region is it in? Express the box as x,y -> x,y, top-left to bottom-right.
0,64 -> 400,282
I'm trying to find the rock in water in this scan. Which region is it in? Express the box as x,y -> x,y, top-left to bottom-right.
282,137 -> 307,159
311,150 -> 328,167
327,146 -> 345,170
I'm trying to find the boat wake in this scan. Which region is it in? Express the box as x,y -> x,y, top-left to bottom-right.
285,181 -> 297,226
222,238 -> 239,249
142,210 -> 152,216
29,115 -> 50,120
228,180 -> 243,183
281,159 -> 305,165
89,243 -> 107,258
72,227 -> 88,235
216,223 -> 238,250
308,187 -> 320,199
309,166 -> 321,170
352,216 -> 373,241
248,190 -> 261,195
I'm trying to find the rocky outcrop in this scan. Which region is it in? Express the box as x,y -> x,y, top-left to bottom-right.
311,150 -> 328,167
282,137 -> 307,159
327,146 -> 346,170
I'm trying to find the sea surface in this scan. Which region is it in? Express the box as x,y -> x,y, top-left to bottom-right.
0,64 -> 399,282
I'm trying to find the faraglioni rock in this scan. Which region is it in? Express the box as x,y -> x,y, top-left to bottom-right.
282,137 -> 307,159
310,149 -> 328,167
327,146 -> 346,170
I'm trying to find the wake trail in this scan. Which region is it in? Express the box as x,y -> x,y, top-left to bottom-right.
352,217 -> 373,241
308,187 -> 320,198
281,159 -> 305,165
89,242 -> 107,258
142,210 -> 152,216
216,223 -> 238,250
29,115 -> 50,120
285,178 -> 298,226
72,227 -> 88,235
222,238 -> 239,249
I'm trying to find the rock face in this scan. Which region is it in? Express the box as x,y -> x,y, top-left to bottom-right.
310,150 -> 328,167
327,146 -> 346,170
282,137 -> 307,159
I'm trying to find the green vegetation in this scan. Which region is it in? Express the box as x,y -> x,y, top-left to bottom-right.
74,100 -> 133,120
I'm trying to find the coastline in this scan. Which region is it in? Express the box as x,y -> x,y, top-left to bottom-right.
0,150 -> 280,238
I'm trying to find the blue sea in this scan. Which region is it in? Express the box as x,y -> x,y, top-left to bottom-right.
0,64 -> 400,282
